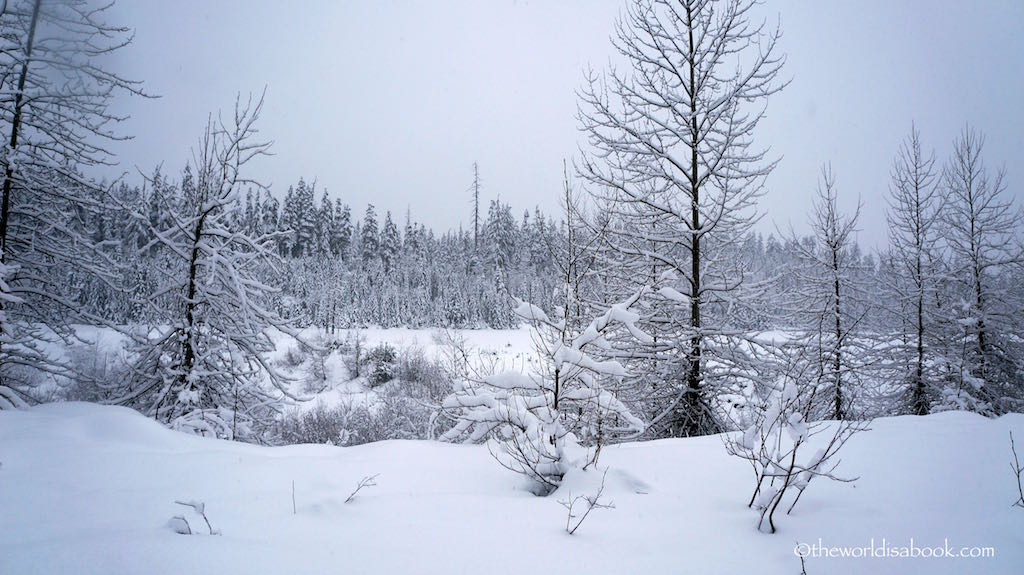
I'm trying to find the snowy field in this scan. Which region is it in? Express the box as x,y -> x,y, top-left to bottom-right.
1,402 -> 1021,575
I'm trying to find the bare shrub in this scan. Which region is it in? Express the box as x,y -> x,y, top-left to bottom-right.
278,401 -> 352,446
282,344 -> 308,369
725,350 -> 866,533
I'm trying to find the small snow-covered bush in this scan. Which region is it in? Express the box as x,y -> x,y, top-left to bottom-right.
365,343 -> 397,386
277,346 -> 453,446
278,401 -> 352,446
441,287 -> 654,494
301,343 -> 332,394
282,344 -> 308,369
169,500 -> 219,535
340,330 -> 366,379
726,354 -> 866,533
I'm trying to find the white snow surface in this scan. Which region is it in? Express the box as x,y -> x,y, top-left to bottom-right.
2,403 -> 1022,574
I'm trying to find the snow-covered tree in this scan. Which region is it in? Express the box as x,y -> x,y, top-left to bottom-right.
937,127 -> 1024,414
380,210 -> 400,273
885,125 -> 944,414
116,95 -> 301,440
360,204 -> 379,264
785,166 -> 869,420
331,199 -> 351,258
577,0 -> 786,436
316,189 -> 333,257
0,0 -> 143,407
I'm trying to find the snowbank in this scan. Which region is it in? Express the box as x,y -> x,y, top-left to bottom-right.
1,403 -> 1021,574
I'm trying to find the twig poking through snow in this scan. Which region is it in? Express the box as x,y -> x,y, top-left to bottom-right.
292,480 -> 297,515
1010,432 -> 1024,508
558,470 -> 615,535
345,474 -> 380,503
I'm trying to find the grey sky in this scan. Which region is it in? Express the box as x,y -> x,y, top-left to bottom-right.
104,0 -> 1024,246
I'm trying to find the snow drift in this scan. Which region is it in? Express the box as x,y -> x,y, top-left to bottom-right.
1,403 -> 1021,574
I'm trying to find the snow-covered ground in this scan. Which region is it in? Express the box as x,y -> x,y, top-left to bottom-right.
2,402 -> 1021,574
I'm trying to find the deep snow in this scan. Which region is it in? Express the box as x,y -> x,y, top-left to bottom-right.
2,403 -> 1022,574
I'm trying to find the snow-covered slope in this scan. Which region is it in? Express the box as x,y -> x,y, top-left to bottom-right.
1,403 -> 1021,574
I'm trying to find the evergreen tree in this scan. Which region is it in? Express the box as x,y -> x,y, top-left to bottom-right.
361,204 -> 379,264
316,189 -> 333,257
332,199 -> 351,258
380,210 -> 401,274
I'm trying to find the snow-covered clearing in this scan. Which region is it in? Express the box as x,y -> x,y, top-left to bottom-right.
2,402 -> 1021,574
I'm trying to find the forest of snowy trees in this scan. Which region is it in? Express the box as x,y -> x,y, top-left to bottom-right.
84,168 -> 567,330
1,0 -> 1022,483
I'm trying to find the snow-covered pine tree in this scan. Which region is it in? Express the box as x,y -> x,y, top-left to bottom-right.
332,199 -> 351,258
279,185 -> 297,256
484,199 -> 517,271
116,94 -> 302,440
316,189 -> 333,257
361,204 -> 379,265
243,189 -> 258,236
0,0 -> 143,407
380,210 -> 400,274
577,0 -> 786,436
294,178 -> 316,257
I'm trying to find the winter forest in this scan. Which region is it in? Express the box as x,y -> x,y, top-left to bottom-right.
2,0 -> 1023,574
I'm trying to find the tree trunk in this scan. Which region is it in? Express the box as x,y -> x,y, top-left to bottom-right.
180,210 -> 210,398
685,5 -> 704,436
832,248 -> 843,420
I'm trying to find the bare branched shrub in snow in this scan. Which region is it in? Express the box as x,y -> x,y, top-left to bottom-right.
726,353 -> 866,533
64,340 -> 130,403
278,401 -> 353,446
277,342 -> 452,446
559,470 -> 615,535
341,329 -> 366,380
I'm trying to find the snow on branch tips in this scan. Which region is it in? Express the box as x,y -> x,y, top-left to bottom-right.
725,350 -> 867,533
441,284 -> 656,494
114,93 -> 305,441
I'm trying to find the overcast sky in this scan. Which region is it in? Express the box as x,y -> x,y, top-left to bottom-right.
103,0 -> 1024,247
